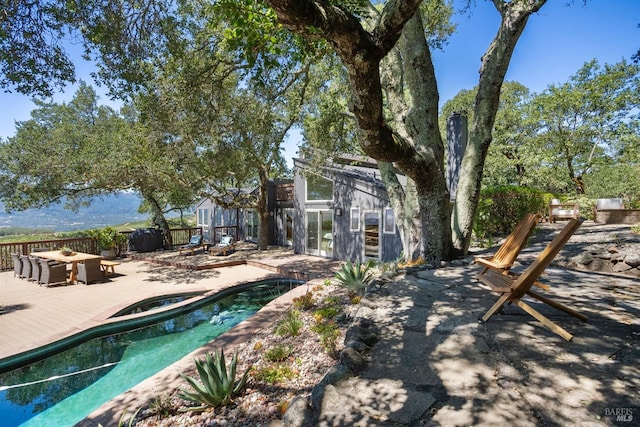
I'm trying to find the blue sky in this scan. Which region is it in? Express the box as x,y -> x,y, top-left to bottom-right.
1,0 -> 638,165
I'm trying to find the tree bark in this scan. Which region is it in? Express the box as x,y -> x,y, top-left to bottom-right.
452,0 -> 545,256
257,165 -> 270,250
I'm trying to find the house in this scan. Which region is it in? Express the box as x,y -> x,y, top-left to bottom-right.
195,179 -> 294,246
293,156 -> 403,263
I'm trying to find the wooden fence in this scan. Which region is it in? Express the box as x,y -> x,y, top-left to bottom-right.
0,227 -> 201,272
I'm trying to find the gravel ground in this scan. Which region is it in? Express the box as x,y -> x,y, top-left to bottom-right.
132,281 -> 355,427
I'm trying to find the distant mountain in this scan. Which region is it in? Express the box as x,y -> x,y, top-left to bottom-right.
0,193 -> 146,232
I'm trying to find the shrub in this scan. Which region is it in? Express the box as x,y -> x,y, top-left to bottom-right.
264,344 -> 293,362
313,306 -> 339,322
274,310 -> 304,337
179,349 -> 250,411
292,291 -> 315,310
474,186 -> 546,244
334,260 -> 375,295
312,320 -> 341,359
252,364 -> 297,383
149,392 -> 173,417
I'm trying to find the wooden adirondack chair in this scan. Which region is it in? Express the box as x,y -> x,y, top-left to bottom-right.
475,213 -> 541,276
477,217 -> 587,341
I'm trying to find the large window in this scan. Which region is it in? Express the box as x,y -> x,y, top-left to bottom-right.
305,175 -> 333,201
197,208 -> 209,227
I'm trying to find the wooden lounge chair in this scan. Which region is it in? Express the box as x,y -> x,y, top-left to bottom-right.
179,235 -> 204,256
477,217 -> 587,341
77,258 -> 105,285
209,235 -> 235,256
475,213 -> 541,277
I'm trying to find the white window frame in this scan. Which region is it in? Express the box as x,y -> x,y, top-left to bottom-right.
383,207 -> 396,234
350,207 -> 360,232
197,208 -> 209,227
305,175 -> 334,202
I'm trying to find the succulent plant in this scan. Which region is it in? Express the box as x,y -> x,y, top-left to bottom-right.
179,349 -> 250,411
334,260 -> 375,295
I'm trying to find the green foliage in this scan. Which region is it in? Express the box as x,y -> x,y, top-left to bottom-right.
264,344 -> 293,362
88,226 -> 127,250
149,393 -> 173,417
179,349 -> 250,411
252,364 -> 297,384
313,306 -> 339,321
473,186 -> 546,243
311,320 -> 341,359
334,260 -> 375,295
292,291 -> 315,310
274,310 -> 304,337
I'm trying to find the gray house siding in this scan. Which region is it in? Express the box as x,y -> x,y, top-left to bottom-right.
196,179 -> 294,246
195,199 -> 247,243
293,158 -> 403,263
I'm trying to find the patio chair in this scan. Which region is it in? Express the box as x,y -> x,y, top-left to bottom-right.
28,256 -> 42,284
549,198 -> 579,223
209,235 -> 235,256
39,258 -> 68,287
477,217 -> 587,341
12,253 -> 24,278
179,235 -> 204,256
20,255 -> 32,281
475,213 -> 541,277
76,258 -> 105,285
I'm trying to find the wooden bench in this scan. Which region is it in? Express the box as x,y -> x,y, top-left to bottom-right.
100,260 -> 120,276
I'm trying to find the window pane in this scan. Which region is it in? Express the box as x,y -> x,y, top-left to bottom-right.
364,212 -> 379,258
384,208 -> 395,233
306,175 -> 333,201
306,212 -> 319,252
350,207 -> 360,231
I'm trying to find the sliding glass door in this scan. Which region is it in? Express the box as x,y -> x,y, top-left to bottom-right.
306,210 -> 333,257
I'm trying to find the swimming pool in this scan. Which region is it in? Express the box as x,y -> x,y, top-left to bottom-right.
0,279 -> 301,426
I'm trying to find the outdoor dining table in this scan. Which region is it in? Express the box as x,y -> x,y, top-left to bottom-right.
31,250 -> 102,284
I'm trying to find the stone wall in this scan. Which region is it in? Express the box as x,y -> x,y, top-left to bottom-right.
594,209 -> 640,225
568,245 -> 640,278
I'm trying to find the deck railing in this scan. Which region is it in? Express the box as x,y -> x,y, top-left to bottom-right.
0,227 -> 201,272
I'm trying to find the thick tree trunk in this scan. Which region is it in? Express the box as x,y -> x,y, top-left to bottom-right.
257,165 -> 270,250
452,0 -> 545,256
379,12 -> 452,262
143,192 -> 172,248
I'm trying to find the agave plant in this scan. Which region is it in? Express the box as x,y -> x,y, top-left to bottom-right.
179,348 -> 251,411
334,260 -> 375,295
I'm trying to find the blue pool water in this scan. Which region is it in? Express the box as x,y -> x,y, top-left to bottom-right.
0,279 -> 300,426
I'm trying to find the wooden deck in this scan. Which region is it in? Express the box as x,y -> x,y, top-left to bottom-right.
0,253 -> 339,362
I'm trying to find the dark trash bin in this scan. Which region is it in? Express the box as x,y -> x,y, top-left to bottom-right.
129,228 -> 164,252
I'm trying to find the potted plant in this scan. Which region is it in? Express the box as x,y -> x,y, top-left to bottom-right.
89,226 -> 127,259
